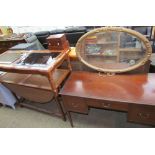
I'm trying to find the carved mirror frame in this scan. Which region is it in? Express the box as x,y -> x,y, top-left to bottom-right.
75,27 -> 152,73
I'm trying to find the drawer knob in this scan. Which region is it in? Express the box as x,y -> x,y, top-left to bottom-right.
138,112 -> 150,119
71,103 -> 78,108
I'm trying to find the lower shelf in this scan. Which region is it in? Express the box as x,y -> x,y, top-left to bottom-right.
0,69 -> 70,90
0,69 -> 70,102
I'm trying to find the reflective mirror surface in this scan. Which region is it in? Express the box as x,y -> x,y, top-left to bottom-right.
76,27 -> 152,73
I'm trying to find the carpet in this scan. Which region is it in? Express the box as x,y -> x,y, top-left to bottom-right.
0,101 -> 152,128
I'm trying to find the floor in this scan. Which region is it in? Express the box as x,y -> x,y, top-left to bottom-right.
0,101 -> 152,128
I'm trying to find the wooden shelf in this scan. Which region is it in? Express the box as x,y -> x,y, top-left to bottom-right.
0,69 -> 70,91
96,41 -> 118,44
119,48 -> 142,52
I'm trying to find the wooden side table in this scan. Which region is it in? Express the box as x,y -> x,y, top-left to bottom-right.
0,50 -> 72,120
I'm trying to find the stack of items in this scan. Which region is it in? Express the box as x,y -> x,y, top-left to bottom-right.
85,36 -> 97,44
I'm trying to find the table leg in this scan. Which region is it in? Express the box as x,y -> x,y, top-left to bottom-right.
11,91 -> 20,103
54,97 -> 66,121
47,72 -> 66,121
66,111 -> 74,127
11,91 -> 24,107
67,55 -> 72,72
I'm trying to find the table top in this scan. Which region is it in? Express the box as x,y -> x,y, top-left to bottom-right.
0,49 -> 69,75
60,71 -> 155,106
47,34 -> 65,40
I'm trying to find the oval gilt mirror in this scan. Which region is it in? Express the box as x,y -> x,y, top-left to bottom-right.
75,27 -> 152,73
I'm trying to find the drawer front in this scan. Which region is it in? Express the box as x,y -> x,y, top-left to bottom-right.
62,96 -> 88,113
128,104 -> 155,125
85,99 -> 128,112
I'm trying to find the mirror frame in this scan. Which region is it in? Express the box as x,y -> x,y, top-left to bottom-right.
75,27 -> 152,73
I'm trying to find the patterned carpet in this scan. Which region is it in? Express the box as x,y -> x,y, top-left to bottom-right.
0,101 -> 152,128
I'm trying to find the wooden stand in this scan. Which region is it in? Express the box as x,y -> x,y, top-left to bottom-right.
0,50 -> 72,120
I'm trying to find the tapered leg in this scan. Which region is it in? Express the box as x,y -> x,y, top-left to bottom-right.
66,111 -> 74,127
54,97 -> 66,121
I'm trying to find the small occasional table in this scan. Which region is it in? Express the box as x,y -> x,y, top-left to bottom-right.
0,49 -> 72,120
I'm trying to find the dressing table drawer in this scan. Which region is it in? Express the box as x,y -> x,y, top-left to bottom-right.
128,104 -> 155,125
85,99 -> 128,111
62,96 -> 88,113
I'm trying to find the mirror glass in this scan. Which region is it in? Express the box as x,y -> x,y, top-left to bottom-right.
76,27 -> 152,73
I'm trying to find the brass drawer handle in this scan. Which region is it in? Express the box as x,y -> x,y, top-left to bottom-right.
137,112 -> 150,119
102,103 -> 111,108
71,102 -> 78,108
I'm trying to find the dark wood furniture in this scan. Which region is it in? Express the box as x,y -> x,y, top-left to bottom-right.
0,49 -> 71,120
150,53 -> 155,73
0,36 -> 26,54
60,71 -> 155,127
47,34 -> 69,51
60,27 -> 153,127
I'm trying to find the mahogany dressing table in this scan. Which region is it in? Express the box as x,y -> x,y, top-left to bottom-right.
59,27 -> 154,127
60,71 -> 155,127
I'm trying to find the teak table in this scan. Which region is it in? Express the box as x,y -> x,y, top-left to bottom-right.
0,49 -> 72,120
60,71 -> 155,127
